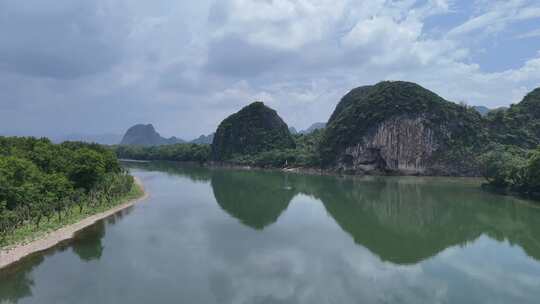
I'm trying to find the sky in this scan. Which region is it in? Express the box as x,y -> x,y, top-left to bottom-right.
1,0 -> 540,140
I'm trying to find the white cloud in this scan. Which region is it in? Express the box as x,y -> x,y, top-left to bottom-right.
210,0 -> 348,50
1,0 -> 540,138
448,0 -> 540,37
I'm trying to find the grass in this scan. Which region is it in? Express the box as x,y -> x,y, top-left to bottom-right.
0,182 -> 144,249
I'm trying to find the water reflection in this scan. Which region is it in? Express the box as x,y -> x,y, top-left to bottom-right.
0,255 -> 43,303
71,221 -> 106,262
0,206 -> 133,303
1,161 -> 539,303
126,161 -> 540,264
211,170 -> 294,230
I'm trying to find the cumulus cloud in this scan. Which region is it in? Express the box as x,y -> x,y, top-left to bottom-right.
0,0 -> 539,139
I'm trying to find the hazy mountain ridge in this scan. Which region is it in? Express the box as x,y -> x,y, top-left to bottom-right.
300,122 -> 326,134
190,133 -> 214,145
120,124 -> 185,146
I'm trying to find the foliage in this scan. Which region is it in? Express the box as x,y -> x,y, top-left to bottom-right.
115,143 -> 211,163
479,144 -> 540,198
486,88 -> 540,149
0,136 -> 135,241
211,102 -> 296,160
226,129 -> 324,168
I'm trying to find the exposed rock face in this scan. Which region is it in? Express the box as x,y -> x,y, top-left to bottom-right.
341,116 -> 440,174
120,124 -> 184,146
321,81 -> 486,176
211,102 -> 295,160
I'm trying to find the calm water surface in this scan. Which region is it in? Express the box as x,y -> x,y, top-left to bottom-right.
1,162 -> 540,304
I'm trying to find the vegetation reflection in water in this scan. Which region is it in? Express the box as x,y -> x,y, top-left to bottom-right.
0,208 -> 133,303
143,161 -> 540,264
1,161 -> 540,303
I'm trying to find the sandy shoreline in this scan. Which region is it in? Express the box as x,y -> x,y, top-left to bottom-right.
0,177 -> 148,270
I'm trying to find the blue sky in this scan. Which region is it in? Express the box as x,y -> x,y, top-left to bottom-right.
0,0 -> 539,140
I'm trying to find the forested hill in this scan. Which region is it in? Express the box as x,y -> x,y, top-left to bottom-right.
321,81 -> 487,176
211,102 -> 296,161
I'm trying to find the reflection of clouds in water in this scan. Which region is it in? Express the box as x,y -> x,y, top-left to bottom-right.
90,169 -> 540,303
432,236 -> 540,302
5,168 -> 540,303
200,196 -> 449,304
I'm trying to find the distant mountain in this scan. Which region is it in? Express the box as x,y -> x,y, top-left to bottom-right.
289,127 -> 298,134
56,133 -> 123,145
120,124 -> 185,146
211,102 -> 296,160
473,106 -> 490,116
190,133 -> 214,145
300,122 -> 326,134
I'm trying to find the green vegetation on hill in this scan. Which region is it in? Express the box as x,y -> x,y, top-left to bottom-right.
0,137 -> 138,246
116,143 -> 211,163
486,88 -> 540,149
320,81 -> 487,174
228,129 -> 323,168
211,102 -> 296,161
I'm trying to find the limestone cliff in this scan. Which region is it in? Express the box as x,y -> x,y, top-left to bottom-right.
321,81 -> 486,176
341,116 -> 442,174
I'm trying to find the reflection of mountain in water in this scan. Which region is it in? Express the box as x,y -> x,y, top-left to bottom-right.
294,175 -> 540,264
124,162 -> 540,264
211,170 -> 295,230
125,161 -> 295,230
297,176 -> 483,264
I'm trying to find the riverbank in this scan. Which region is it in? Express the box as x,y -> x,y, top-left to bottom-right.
0,177 -> 148,270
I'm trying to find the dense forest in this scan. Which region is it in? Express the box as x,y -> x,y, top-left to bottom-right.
0,137 -> 137,243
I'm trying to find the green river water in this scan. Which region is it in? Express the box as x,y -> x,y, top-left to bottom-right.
1,161 -> 540,303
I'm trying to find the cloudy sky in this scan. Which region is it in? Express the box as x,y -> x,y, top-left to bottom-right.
1,0 -> 539,140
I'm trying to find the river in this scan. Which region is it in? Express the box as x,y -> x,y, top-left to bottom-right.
1,161 -> 540,303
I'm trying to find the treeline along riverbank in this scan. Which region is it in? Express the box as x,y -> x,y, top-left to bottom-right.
0,137 -> 142,248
